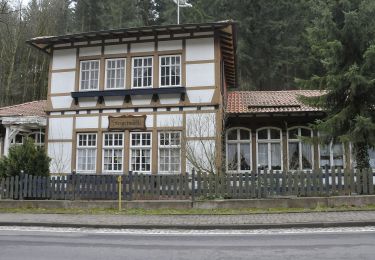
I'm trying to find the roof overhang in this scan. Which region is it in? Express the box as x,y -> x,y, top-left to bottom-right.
1,116 -> 47,127
27,21 -> 238,87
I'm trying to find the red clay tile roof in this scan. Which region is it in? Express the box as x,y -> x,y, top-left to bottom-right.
0,100 -> 47,117
226,90 -> 324,114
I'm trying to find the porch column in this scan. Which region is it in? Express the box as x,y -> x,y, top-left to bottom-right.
4,126 -> 10,156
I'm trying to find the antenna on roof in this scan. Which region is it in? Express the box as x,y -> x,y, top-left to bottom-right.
173,0 -> 192,24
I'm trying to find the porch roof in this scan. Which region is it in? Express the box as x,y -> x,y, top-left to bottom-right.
0,100 -> 47,117
226,90 -> 324,114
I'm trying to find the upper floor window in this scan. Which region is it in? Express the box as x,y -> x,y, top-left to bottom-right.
159,132 -> 181,173
80,60 -> 99,91
288,127 -> 313,170
105,59 -> 126,89
132,57 -> 153,88
160,55 -> 181,87
257,128 -> 282,171
320,140 -> 345,169
226,128 -> 251,172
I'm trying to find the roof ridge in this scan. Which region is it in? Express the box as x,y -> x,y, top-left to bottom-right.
228,89 -> 321,93
0,100 -> 46,111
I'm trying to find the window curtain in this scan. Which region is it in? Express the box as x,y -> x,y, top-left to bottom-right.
271,143 -> 281,170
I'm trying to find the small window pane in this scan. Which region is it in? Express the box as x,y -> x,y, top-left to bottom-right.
258,129 -> 268,140
288,129 -> 299,139
227,143 -> 238,171
240,129 -> 250,140
239,143 -> 251,170
270,129 -> 280,139
227,129 -> 237,140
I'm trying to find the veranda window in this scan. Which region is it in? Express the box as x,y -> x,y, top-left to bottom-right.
132,57 -> 153,88
257,128 -> 282,171
77,133 -> 97,173
159,55 -> 181,87
105,58 -> 126,89
226,128 -> 251,172
159,132 -> 181,173
103,133 -> 124,173
80,60 -> 99,90
320,141 -> 345,169
130,132 -> 152,173
288,127 -> 313,170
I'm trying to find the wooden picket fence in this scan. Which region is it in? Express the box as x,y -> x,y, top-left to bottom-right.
0,168 -> 374,200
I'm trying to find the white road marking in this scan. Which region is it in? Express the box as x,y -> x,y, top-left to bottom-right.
0,226 -> 375,236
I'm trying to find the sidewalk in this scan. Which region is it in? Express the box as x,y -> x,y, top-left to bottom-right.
1,211 -> 375,229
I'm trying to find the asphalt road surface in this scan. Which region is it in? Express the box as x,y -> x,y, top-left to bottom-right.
0,226 -> 375,260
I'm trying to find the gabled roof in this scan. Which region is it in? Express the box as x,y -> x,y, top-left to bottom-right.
0,100 -> 47,117
27,20 -> 238,87
226,90 -> 324,114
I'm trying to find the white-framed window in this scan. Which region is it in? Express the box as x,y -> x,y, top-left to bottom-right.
319,138 -> 345,169
159,132 -> 181,173
288,127 -> 313,170
80,60 -> 100,91
103,133 -> 124,173
159,55 -> 181,87
130,132 -> 152,173
105,58 -> 126,89
77,133 -> 97,173
257,128 -> 282,171
132,56 -> 153,88
226,128 -> 252,172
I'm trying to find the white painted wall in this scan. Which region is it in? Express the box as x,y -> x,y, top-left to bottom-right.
186,63 -> 215,87
51,96 -> 73,109
79,46 -> 101,56
186,113 -> 216,137
186,139 -> 216,173
75,116 -> 99,129
159,94 -> 181,105
186,38 -> 214,61
156,114 -> 183,127
158,40 -> 182,51
104,97 -> 124,106
52,49 -> 76,70
187,89 -> 215,103
48,117 -> 73,140
79,97 -> 97,108
48,142 -> 72,174
131,95 -> 152,105
51,71 -> 75,94
131,42 -> 154,53
104,44 -> 127,55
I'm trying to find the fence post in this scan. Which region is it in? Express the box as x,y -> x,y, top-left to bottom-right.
191,169 -> 195,207
118,175 -> 122,211
19,170 -> 24,200
71,170 -> 76,200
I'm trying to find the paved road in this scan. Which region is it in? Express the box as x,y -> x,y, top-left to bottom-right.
1,227 -> 375,260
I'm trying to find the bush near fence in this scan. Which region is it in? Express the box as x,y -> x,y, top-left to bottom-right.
0,169 -> 374,200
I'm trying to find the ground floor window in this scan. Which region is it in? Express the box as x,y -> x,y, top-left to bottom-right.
226,128 -> 251,172
320,141 -> 345,169
288,127 -> 313,170
130,132 -> 152,173
159,132 -> 181,173
77,133 -> 97,173
103,133 -> 124,173
257,128 -> 282,171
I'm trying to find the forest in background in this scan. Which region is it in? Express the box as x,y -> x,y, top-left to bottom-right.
0,0 -> 337,106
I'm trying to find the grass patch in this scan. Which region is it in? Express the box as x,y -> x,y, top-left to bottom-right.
0,205 -> 375,215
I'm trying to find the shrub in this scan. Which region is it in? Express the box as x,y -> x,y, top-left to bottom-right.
0,138 -> 50,178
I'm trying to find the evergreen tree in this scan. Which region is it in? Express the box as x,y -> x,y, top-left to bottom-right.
299,0 -> 375,169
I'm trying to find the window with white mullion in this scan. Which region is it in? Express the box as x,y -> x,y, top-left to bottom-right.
160,55 -> 181,87
257,128 -> 282,171
130,132 -> 152,172
288,127 -> 313,170
103,133 -> 124,173
226,128 -> 251,172
77,133 -> 97,173
80,60 -> 99,91
105,59 -> 126,89
159,132 -> 181,173
132,57 -> 153,88
319,134 -> 345,169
